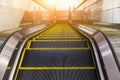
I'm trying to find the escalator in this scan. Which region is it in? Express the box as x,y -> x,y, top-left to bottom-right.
1,23 -> 120,80
5,23 -> 100,80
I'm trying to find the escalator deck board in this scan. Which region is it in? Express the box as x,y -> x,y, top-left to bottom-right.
30,41 -> 88,48
21,50 -> 94,67
17,70 -> 98,80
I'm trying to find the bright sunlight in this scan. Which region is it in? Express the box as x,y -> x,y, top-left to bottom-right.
46,0 -> 56,5
45,0 -> 81,10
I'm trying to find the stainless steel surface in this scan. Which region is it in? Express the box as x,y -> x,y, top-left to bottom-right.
9,22 -> 104,80
97,27 -> 120,64
76,24 -> 120,80
81,24 -> 120,64
8,27 -> 49,80
0,23 -> 51,80
76,28 -> 105,80
0,32 -> 23,80
93,32 -> 120,80
78,24 -> 97,35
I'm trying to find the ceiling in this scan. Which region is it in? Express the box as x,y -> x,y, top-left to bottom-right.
37,0 -> 84,11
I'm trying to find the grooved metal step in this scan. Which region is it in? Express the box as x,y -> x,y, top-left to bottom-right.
4,24 -> 100,80
38,35 -> 82,37
36,38 -> 85,40
21,49 -> 94,67
17,70 -> 98,80
30,41 -> 88,48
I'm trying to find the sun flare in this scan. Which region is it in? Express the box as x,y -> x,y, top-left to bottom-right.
46,0 -> 76,10
46,0 -> 56,5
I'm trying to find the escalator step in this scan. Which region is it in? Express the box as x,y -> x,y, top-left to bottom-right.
38,36 -> 83,38
5,24 -> 100,80
17,70 -> 98,80
38,35 -> 82,37
36,38 -> 85,40
30,41 -> 88,48
21,50 -> 94,67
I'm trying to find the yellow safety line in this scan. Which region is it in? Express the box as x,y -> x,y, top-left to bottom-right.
7,67 -> 11,70
90,49 -> 100,80
32,35 -> 42,40
83,39 -> 100,79
36,37 -> 83,38
38,34 -> 42,36
20,67 -> 96,70
38,36 -> 83,37
90,49 -> 96,67
14,49 -> 26,80
26,41 -> 29,48
26,40 -> 31,48
86,40 -> 90,48
28,40 -> 32,48
19,49 -> 26,68
32,37 -> 36,40
14,23 -> 99,79
36,36 -> 41,38
25,48 -> 90,50
31,40 -> 87,42
15,48 -> 18,50
37,35 -> 80,37
14,69 -> 19,79
32,36 -> 41,40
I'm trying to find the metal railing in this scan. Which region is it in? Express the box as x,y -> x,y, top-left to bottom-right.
0,22 -> 53,80
71,22 -> 120,80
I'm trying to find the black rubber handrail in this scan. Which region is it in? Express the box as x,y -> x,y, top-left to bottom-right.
0,30 -> 21,53
0,22 -> 53,80
70,22 -> 120,80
